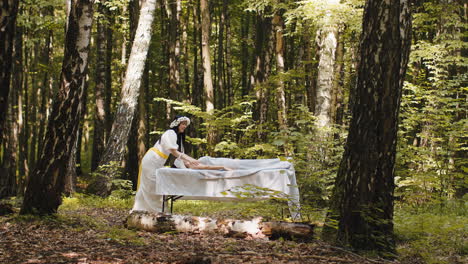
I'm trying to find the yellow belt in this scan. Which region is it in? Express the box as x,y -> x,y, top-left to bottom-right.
137,147 -> 169,189
150,147 -> 169,159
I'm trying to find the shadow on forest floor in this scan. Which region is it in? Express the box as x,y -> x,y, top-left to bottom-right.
0,197 -> 397,264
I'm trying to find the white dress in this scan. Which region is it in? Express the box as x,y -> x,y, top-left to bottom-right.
131,129 -> 179,213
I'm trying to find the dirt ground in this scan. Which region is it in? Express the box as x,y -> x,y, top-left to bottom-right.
0,207 -> 395,264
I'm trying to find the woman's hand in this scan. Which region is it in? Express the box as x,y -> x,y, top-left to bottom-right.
182,154 -> 200,167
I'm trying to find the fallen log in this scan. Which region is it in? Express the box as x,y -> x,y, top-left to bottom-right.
126,211 -> 314,241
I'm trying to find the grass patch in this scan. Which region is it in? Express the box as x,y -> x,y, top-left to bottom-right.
395,199 -> 468,264
59,192 -> 133,211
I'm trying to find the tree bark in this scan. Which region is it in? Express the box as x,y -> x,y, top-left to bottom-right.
315,25 -> 337,129
92,1 -> 110,171
240,12 -> 250,96
88,0 -> 157,196
200,0 -> 216,153
126,211 -> 314,241
15,25 -> 27,196
166,0 -> 181,101
216,0 -> 225,109
322,0 -> 412,254
20,0 -> 95,215
273,12 -> 288,133
200,0 -> 214,113
37,7 -> 54,157
0,0 -> 19,147
224,0 -> 232,106
0,71 -> 18,198
330,26 -> 345,128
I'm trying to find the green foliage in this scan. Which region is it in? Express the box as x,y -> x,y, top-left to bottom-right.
395,200 -> 468,264
60,193 -> 133,211
395,0 -> 467,204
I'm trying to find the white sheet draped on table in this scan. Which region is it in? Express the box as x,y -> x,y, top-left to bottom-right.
154,157 -> 301,220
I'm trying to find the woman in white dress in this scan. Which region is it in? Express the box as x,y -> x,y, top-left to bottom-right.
132,115 -> 200,213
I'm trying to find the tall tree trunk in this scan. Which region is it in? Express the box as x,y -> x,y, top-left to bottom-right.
166,0 -> 181,101
200,0 -> 216,153
240,12 -> 250,96
92,2 -> 110,171
21,0 -> 95,215
37,7 -> 54,156
330,26 -> 345,127
273,12 -> 288,133
0,71 -> 19,198
224,0 -> 232,106
105,12 -> 113,138
314,26 -> 337,129
0,0 -> 19,147
88,0 -> 157,196
16,26 -> 28,196
181,5 -> 190,101
216,0 -> 225,109
192,0 -> 202,108
200,0 -> 214,112
273,12 -> 291,156
1,10 -> 21,197
322,0 -> 412,254
303,24 -> 315,113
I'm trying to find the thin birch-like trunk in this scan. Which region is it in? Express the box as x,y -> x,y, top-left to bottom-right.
21,0 -> 95,214
88,0 -> 157,196
315,26 -> 337,129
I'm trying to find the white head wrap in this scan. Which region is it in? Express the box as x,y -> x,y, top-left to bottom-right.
169,116 -> 191,128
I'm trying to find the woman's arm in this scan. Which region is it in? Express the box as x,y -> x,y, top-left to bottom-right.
186,163 -> 232,170
168,149 -> 200,167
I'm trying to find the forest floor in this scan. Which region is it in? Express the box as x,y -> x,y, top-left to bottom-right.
0,203 -> 398,264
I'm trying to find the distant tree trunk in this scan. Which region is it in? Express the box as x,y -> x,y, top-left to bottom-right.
105,13 -> 113,138
192,0 -> 202,108
181,6 -> 190,100
166,0 -> 181,101
240,12 -> 250,96
322,0 -> 412,254
29,45 -> 38,168
315,25 -> 337,129
15,26 -> 27,196
303,24 -> 315,113
87,0 -> 157,196
0,74 -> 18,198
21,0 -> 95,215
216,0 -> 225,109
4,24 -> 23,197
0,0 -> 19,147
330,26 -> 345,128
273,12 -> 288,133
92,2 -> 110,171
37,7 -> 54,156
137,66 -> 148,168
200,0 -> 214,113
224,0 -> 232,106
200,0 -> 216,153
251,11 -> 273,140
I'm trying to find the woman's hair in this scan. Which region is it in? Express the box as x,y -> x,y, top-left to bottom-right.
170,115 -> 189,151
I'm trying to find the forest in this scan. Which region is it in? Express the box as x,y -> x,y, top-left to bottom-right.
0,0 -> 466,263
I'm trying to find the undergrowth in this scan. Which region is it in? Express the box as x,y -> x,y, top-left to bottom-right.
394,199 -> 467,264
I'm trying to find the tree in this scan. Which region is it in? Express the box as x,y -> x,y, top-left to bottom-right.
21,0 -> 95,215
92,1 -> 111,171
200,0 -> 216,152
322,0 -> 412,254
87,0 -> 157,196
0,0 -> 20,147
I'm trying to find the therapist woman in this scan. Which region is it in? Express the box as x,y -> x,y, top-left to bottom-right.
132,115 -> 200,213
